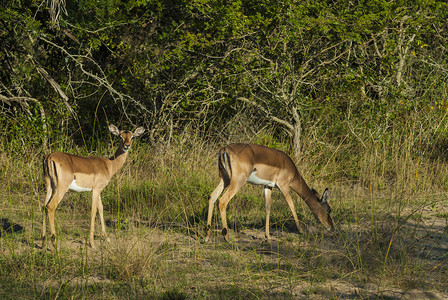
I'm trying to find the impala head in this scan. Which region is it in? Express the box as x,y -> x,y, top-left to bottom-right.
109,125 -> 145,152
312,188 -> 334,231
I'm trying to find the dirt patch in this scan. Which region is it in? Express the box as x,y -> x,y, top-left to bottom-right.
2,204 -> 448,299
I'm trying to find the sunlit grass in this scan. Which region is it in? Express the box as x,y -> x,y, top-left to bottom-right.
1,121 -> 448,298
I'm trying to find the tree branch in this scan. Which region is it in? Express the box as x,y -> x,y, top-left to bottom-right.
39,35 -> 152,124
236,97 -> 294,133
33,62 -> 74,115
0,94 -> 49,151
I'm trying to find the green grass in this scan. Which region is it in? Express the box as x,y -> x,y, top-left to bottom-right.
1,130 -> 448,299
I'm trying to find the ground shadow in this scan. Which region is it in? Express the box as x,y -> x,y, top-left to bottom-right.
0,218 -> 24,237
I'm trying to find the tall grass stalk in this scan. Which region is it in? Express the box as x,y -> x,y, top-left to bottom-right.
1,114 -> 448,298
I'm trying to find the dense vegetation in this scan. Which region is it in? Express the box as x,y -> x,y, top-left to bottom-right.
1,0 -> 447,156
1,0 -> 448,298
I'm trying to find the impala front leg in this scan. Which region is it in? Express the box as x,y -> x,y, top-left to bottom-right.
280,186 -> 304,234
264,187 -> 273,239
97,194 -> 110,242
89,190 -> 100,248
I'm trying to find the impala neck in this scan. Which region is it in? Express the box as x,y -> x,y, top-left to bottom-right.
108,145 -> 129,176
290,173 -> 324,213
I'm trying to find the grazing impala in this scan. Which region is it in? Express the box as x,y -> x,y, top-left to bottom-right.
42,125 -> 145,249
205,143 -> 334,242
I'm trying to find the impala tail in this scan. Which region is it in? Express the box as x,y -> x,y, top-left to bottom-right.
218,149 -> 232,187
42,155 -> 57,206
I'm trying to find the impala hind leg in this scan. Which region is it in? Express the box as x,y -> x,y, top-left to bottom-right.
218,180 -> 244,242
205,179 -> 225,242
46,195 -> 60,249
46,183 -> 70,248
41,206 -> 48,249
42,177 -> 53,248
42,199 -> 50,248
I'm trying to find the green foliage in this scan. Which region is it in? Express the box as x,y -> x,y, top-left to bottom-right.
1,0 -> 448,158
2,2 -> 448,297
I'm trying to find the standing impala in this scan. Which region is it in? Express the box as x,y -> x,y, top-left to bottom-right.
205,143 -> 334,242
42,125 -> 145,249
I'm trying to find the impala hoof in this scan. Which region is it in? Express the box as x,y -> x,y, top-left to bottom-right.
205,231 -> 212,243
88,239 -> 96,249
50,234 -> 57,248
222,228 -> 230,242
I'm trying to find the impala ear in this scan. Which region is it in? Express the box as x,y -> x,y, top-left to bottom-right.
321,188 -> 329,203
109,125 -> 120,136
132,127 -> 145,138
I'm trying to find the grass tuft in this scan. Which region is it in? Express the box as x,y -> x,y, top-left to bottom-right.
1,120 -> 448,298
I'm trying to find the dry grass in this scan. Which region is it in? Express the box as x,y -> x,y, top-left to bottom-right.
1,126 -> 448,299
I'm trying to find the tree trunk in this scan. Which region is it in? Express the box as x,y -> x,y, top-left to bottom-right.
291,106 -> 301,160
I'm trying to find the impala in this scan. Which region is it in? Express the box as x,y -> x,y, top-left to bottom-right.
205,143 -> 334,242
42,125 -> 145,249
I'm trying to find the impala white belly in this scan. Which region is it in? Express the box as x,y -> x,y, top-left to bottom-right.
69,179 -> 92,192
247,170 -> 276,188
